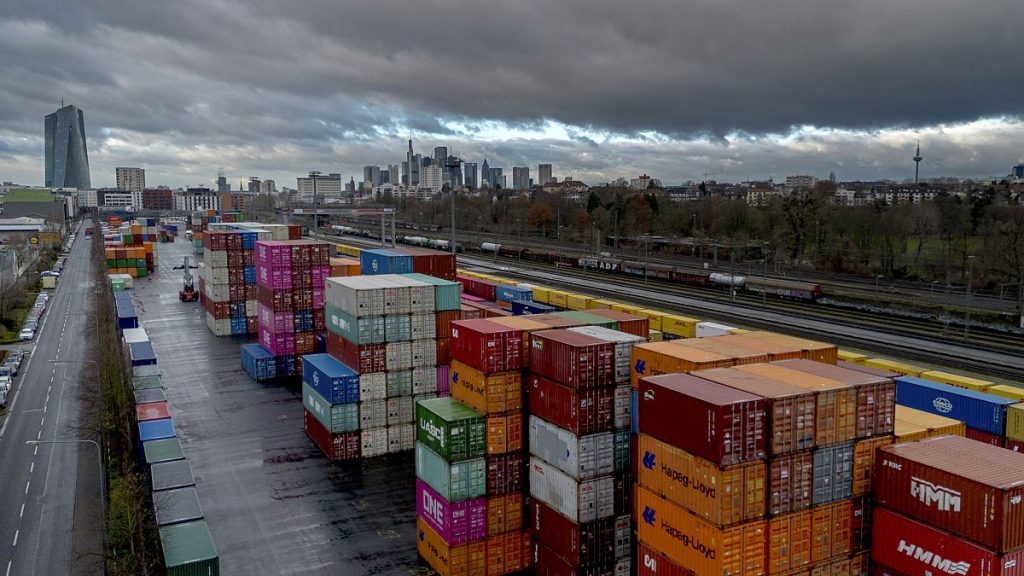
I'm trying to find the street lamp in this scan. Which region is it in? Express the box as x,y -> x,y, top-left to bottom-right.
308,171 -> 321,238
762,242 -> 769,305
965,255 -> 975,339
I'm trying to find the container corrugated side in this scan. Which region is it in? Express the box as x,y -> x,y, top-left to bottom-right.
895,376 -> 1015,436
416,478 -> 487,546
416,516 -> 487,576
528,498 -> 626,570
325,305 -> 384,344
159,520 -> 220,576
767,450 -> 813,516
851,435 -> 892,497
486,493 -> 523,537
637,541 -> 694,576
630,341 -> 734,388
529,456 -> 614,523
529,416 -> 614,480
527,375 -> 614,435
449,360 -> 522,415
415,397 -> 487,462
416,442 -> 487,502
302,383 -> 358,433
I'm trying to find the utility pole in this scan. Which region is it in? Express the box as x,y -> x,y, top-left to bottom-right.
762,241 -> 769,305
309,171 -> 320,237
965,255 -> 975,339
730,248 -> 736,301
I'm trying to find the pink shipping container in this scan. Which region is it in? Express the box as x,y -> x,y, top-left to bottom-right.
259,329 -> 295,356
449,319 -> 522,374
416,479 -> 487,546
529,330 -> 616,390
257,303 -> 294,334
436,365 -> 451,396
526,375 -> 614,435
255,240 -> 292,269
639,373 -> 766,467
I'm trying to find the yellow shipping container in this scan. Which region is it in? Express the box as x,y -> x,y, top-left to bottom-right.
611,303 -> 642,315
547,290 -> 569,309
648,329 -> 663,342
730,328 -> 752,334
919,370 -> 993,392
634,309 -> 664,332
1007,404 -> 1024,443
586,298 -> 617,310
531,286 -> 550,305
893,420 -> 931,444
661,314 -> 699,339
863,358 -> 927,377
894,405 -> 966,439
987,385 -> 1024,402
417,517 -> 487,576
566,293 -> 592,310
837,349 -> 868,364
335,243 -> 360,257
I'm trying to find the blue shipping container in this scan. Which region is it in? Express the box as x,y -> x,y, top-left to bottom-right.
129,341 -> 158,366
315,332 -> 327,354
360,249 -> 414,275
302,353 -> 360,404
631,389 -> 639,435
511,300 -> 557,315
496,286 -> 533,303
241,343 -> 276,381
139,418 -> 176,442
895,376 -> 1016,436
244,266 -> 257,285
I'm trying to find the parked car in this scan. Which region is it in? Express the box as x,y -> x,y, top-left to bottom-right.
0,388 -> 8,408
0,375 -> 12,392
0,366 -> 13,379
41,271 -> 59,278
19,329 -> 34,341
2,359 -> 19,376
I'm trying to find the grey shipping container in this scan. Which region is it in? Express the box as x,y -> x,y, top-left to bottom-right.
386,370 -> 413,397
528,415 -> 614,480
303,383 -> 360,433
415,442 -> 487,502
812,442 -> 854,505
151,459 -> 196,493
387,396 -> 414,426
359,399 -> 388,429
154,486 -> 204,527
529,456 -> 615,523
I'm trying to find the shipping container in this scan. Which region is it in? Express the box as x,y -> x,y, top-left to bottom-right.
670,338 -> 770,367
837,349 -> 868,364
486,492 -> 523,537
531,538 -> 626,576
895,376 -> 1015,436
136,401 -> 170,423
613,386 -> 630,429
895,405 -> 967,441
585,308 -> 651,338
766,508 -> 814,573
871,507 -> 1024,576
486,451 -> 523,496
416,398 -> 487,462
143,438 -> 185,466
450,360 -> 523,415
739,332 -> 839,364
485,413 -> 523,455
637,433 -> 766,526
639,373 -> 766,467
528,498 -> 626,570
159,520 -> 220,576
920,370 -> 994,392
135,388 -> 166,405
637,541 -> 695,576
139,418 -> 176,443
417,479 -> 487,546
694,367 -> 816,455
416,442 -> 487,502
862,358 -> 926,377
304,408 -> 361,461
325,276 -> 386,317
527,376 -> 614,435
153,486 -> 204,527
240,343 -> 276,381
486,316 -> 554,368
631,341 -> 734,388
529,416 -> 615,480
529,456 -> 615,523
151,459 -> 195,493
361,426 -> 389,458
874,435 -> 1024,552
129,341 -> 158,366
387,395 -> 415,425
811,442 -> 854,505
1009,404 -> 1024,442
636,487 -> 767,576
851,436 -> 892,497
417,516 -> 488,576
388,422 -> 416,453
530,330 -> 616,390
768,450 -> 814,516
966,426 -> 1005,446
450,319 -> 523,374
485,529 -> 530,575
569,326 -> 646,386
301,353 -> 360,405
696,321 -> 738,338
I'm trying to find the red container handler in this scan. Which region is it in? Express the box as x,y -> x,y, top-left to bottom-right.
871,507 -> 1024,576
449,319 -> 522,374
325,332 -> 386,373
303,409 -> 360,461
527,375 -> 614,435
873,435 -> 1024,553
637,542 -> 695,576
527,499 -> 620,570
529,330 -> 615,390
639,373 -> 766,467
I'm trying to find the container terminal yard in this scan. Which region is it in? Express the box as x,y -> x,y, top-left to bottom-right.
2,212 -> 1024,576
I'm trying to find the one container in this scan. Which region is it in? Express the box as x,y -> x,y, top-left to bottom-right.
529,416 -> 615,480
529,330 -> 615,390
159,520 -> 219,576
874,435 -> 1024,552
416,398 -> 487,462
630,341 -> 733,388
637,433 -> 767,526
529,456 -> 615,523
416,479 -> 487,546
449,360 -> 522,415
526,375 -> 614,435
767,450 -> 813,516
895,376 -> 1016,436
527,498 -> 626,570
415,442 -> 487,502
694,367 -> 816,455
871,507 -> 1024,576
638,373 -> 766,467
416,516 -> 487,576
636,486 -> 767,576
449,319 -> 522,374
810,442 -> 854,505
302,353 -> 360,404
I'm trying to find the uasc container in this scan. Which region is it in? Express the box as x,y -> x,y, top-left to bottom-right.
416,398 -> 487,462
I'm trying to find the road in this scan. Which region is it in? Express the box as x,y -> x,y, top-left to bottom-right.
0,225 -> 102,576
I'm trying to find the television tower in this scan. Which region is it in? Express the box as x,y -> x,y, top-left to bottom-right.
913,141 -> 923,184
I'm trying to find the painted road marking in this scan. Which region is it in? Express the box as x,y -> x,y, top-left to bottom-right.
19,503 -> 24,518
29,462 -> 33,474
12,529 -> 17,546
24,481 -> 29,495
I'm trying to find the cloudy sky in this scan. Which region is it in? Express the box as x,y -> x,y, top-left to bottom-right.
1,0 -> 1023,189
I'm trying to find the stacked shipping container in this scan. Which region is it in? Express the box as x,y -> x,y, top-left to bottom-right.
201,229 -> 266,336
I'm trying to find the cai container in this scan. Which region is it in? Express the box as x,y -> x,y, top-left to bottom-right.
529,456 -> 615,523
415,397 -> 487,462
449,319 -> 522,375
529,415 -> 614,480
416,479 -> 487,546
895,376 -> 1015,436
415,442 -> 487,502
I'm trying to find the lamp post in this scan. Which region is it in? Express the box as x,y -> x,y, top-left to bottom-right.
762,242 -> 769,305
308,171 -> 321,238
965,255 -> 975,339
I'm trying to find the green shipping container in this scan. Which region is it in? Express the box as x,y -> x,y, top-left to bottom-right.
325,305 -> 384,344
613,427 -> 630,472
414,442 -> 486,502
137,258 -> 147,268
384,314 -> 411,343
386,370 -> 413,398
1008,403 -> 1024,442
160,519 -> 220,576
144,438 -> 185,465
554,310 -> 618,329
415,397 -> 486,462
134,374 -> 163,391
405,273 -> 461,312
137,268 -> 148,278
106,259 -> 117,268
302,383 -> 359,433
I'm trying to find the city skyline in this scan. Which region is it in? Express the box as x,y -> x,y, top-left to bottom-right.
2,1 -> 1023,189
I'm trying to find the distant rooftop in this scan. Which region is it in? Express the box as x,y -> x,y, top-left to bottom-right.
2,189 -> 58,203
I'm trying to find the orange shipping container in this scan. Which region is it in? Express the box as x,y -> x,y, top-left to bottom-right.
417,516 -> 487,576
486,494 -> 523,537
809,501 -> 852,563
740,332 -> 839,365
450,360 -> 522,415
329,257 -> 361,277
726,333 -> 805,362
630,341 -> 734,388
671,338 -> 771,366
637,433 -> 766,526
851,436 -> 893,497
767,509 -> 814,574
486,413 -> 523,455
485,530 -> 530,576
637,486 -> 767,576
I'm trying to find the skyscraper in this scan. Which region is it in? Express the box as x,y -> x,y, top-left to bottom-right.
489,167 -> 503,190
538,164 -> 553,185
481,158 -> 491,188
45,104 -> 91,188
464,162 -> 478,189
434,147 -> 447,168
116,167 -> 146,208
512,166 -> 530,190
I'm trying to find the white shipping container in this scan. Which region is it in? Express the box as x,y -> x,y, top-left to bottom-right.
205,313 -> 231,336
528,416 -> 615,480
205,283 -> 230,302
203,248 -> 229,269
245,300 -> 257,317
696,321 -> 737,338
387,423 -> 415,453
361,427 -> 388,458
206,267 -> 230,286
122,328 -> 149,345
359,373 -> 387,401
359,400 -> 388,429
325,277 -> 385,318
529,456 -> 615,523
614,515 -> 631,559
361,276 -> 407,316
409,314 -> 437,341
613,386 -> 631,429
615,558 -> 630,576
410,339 -> 437,368
386,341 -> 413,371
387,396 -> 414,426
387,275 -> 436,314
411,367 -> 438,395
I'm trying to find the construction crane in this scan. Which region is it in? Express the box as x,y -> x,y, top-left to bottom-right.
173,256 -> 200,302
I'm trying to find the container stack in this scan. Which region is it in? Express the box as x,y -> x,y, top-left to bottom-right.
201,229 -> 267,336
190,210 -> 215,254
104,241 -> 154,277
870,436 -> 1024,575
894,375 -> 1018,447
254,239 -> 331,379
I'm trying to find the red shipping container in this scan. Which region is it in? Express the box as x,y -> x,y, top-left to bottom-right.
637,542 -> 695,576
325,332 -> 386,373
768,450 -> 813,516
527,375 -> 614,435
966,427 -> 1005,446
435,337 -> 451,366
486,451 -> 523,495
303,409 -> 361,461
531,539 -> 625,576
450,319 -> 522,374
435,311 -> 461,341
849,496 -> 872,553
529,330 -> 615,390
527,499 -> 622,570
874,435 -> 1024,553
527,314 -> 585,329
257,285 -> 293,313
294,331 -> 316,355
136,401 -> 170,422
872,507 -> 1024,576
583,309 -> 649,338
639,373 -> 766,467
1007,439 -> 1022,452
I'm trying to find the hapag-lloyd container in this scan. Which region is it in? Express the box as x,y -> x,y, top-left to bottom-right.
529,456 -> 615,523
874,435 -> 1024,552
530,330 -> 615,390
737,363 -> 857,447
694,367 -> 816,455
416,479 -> 487,546
415,398 -> 486,462
637,433 -> 767,526
639,373 -> 766,467
528,499 -> 629,570
450,319 -> 522,374
529,416 -> 615,480
895,376 -> 1016,436
302,383 -> 359,433
569,325 -> 646,385
303,409 -> 360,461
768,450 -> 813,515
416,442 -> 487,502
416,516 -> 487,576
872,507 -> 1024,576
775,358 -> 896,438
527,375 -> 614,435
637,541 -> 694,576
302,353 -> 360,404
636,487 -> 767,576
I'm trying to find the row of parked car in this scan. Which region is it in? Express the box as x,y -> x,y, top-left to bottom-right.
20,291 -> 48,341
0,349 -> 25,408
